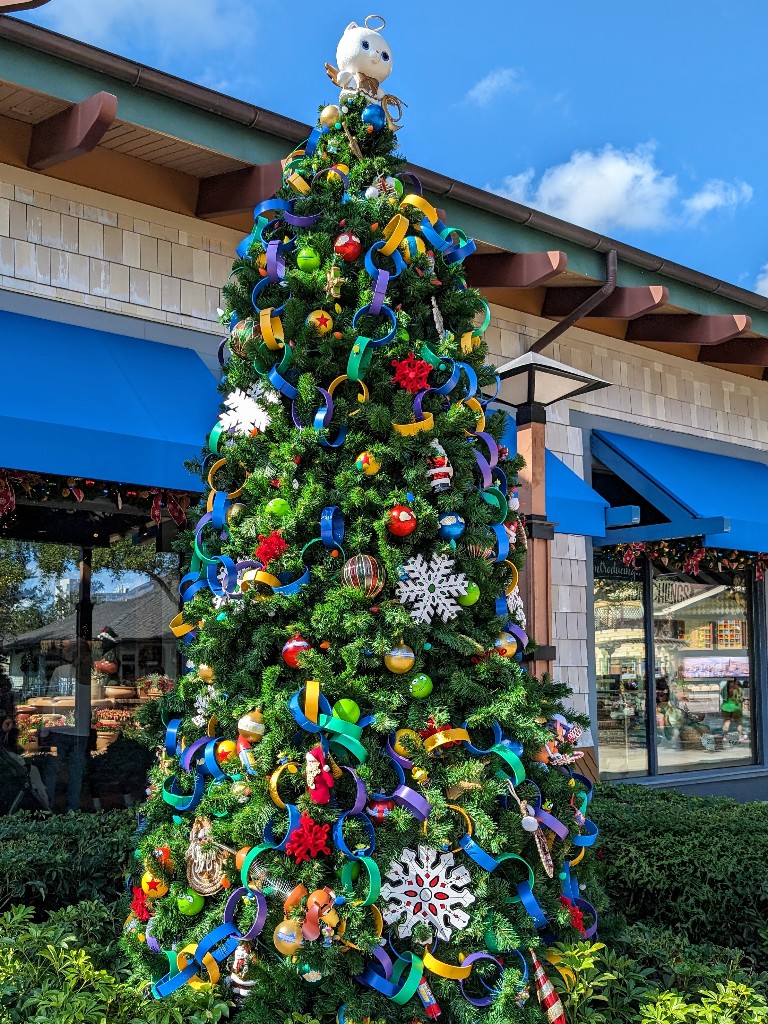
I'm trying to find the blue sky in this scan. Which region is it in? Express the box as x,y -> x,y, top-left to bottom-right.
17,0 -> 768,294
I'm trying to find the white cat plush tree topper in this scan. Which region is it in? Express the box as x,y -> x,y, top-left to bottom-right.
325,14 -> 406,126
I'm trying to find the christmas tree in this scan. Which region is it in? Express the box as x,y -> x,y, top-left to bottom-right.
124,16 -> 598,1024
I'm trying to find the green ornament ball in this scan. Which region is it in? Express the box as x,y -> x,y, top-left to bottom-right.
265,497 -> 290,517
297,246 -> 321,272
333,698 -> 361,723
457,581 -> 481,607
410,673 -> 433,699
177,889 -> 205,916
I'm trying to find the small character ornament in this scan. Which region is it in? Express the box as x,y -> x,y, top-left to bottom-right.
325,17 -> 393,103
426,439 -> 454,493
305,744 -> 335,804
185,816 -> 228,896
229,941 -> 259,1004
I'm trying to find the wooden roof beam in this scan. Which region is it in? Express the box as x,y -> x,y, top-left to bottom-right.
464,250 -> 567,289
196,161 -> 284,219
626,313 -> 751,346
0,1 -> 53,10
542,284 -> 668,320
27,91 -> 117,171
699,339 -> 768,365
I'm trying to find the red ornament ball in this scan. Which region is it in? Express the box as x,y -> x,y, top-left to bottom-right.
282,633 -> 311,668
388,504 -> 417,537
334,231 -> 362,262
342,554 -> 386,597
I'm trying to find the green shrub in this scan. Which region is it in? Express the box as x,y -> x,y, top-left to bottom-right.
591,784 -> 768,958
0,904 -> 231,1024
0,810 -> 135,912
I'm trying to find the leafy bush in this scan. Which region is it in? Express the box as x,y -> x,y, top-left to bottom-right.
551,936 -> 768,1024
0,810 -> 135,912
0,904 -> 231,1024
591,783 -> 768,958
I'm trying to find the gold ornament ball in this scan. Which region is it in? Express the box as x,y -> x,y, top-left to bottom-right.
238,708 -> 266,742
141,871 -> 169,898
494,630 -> 518,658
393,728 -> 420,758
320,104 -> 341,128
274,919 -> 303,955
306,309 -> 334,335
198,664 -> 215,683
384,642 -> 416,674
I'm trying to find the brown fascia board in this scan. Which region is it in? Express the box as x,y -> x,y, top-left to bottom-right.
2,17 -> 768,322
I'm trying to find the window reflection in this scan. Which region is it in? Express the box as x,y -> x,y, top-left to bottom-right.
594,573 -> 648,779
653,572 -> 754,774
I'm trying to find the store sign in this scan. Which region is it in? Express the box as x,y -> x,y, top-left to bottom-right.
594,556 -> 642,581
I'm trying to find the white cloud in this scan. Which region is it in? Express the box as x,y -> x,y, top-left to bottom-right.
23,0 -> 258,61
682,179 -> 753,224
491,143 -> 752,233
464,67 -> 522,107
754,265 -> 768,297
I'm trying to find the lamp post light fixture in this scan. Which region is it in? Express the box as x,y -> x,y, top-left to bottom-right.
494,351 -> 610,679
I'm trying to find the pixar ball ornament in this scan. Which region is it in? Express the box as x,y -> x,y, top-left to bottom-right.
141,871 -> 168,899
296,246 -> 321,272
457,581 -> 481,607
177,888 -> 205,916
238,708 -> 265,743
410,673 -> 433,699
306,309 -> 333,335
355,450 -> 381,475
273,919 -> 303,955
334,231 -> 362,262
494,631 -> 518,659
319,103 -> 341,128
388,504 -> 417,537
216,739 -> 238,764
437,512 -> 466,541
361,103 -> 387,132
282,634 -> 311,668
399,235 -> 426,264
384,642 -> 415,674
333,698 -> 361,724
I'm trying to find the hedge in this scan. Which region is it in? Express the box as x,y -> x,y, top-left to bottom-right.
591,782 -> 768,958
0,809 -> 135,912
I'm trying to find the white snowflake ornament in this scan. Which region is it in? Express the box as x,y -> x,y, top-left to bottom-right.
380,845 -> 476,941
218,383 -> 277,436
396,553 -> 468,624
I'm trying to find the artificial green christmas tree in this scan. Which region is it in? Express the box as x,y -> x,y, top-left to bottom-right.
124,16 -> 598,1024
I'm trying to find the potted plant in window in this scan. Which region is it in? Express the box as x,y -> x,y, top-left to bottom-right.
92,707 -> 134,751
136,674 -> 175,700
17,713 -> 67,753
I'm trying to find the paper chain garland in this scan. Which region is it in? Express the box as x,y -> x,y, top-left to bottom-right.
151,677 -> 598,1008
156,138 -> 596,1013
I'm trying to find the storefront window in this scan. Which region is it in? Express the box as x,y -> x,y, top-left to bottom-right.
653,571 -> 754,774
1,534 -> 181,811
594,558 -> 648,779
594,553 -> 756,779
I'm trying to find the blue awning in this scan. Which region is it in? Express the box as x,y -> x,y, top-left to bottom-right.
546,449 -> 609,536
0,310 -> 219,490
593,430 -> 768,551
493,409 -> 609,536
